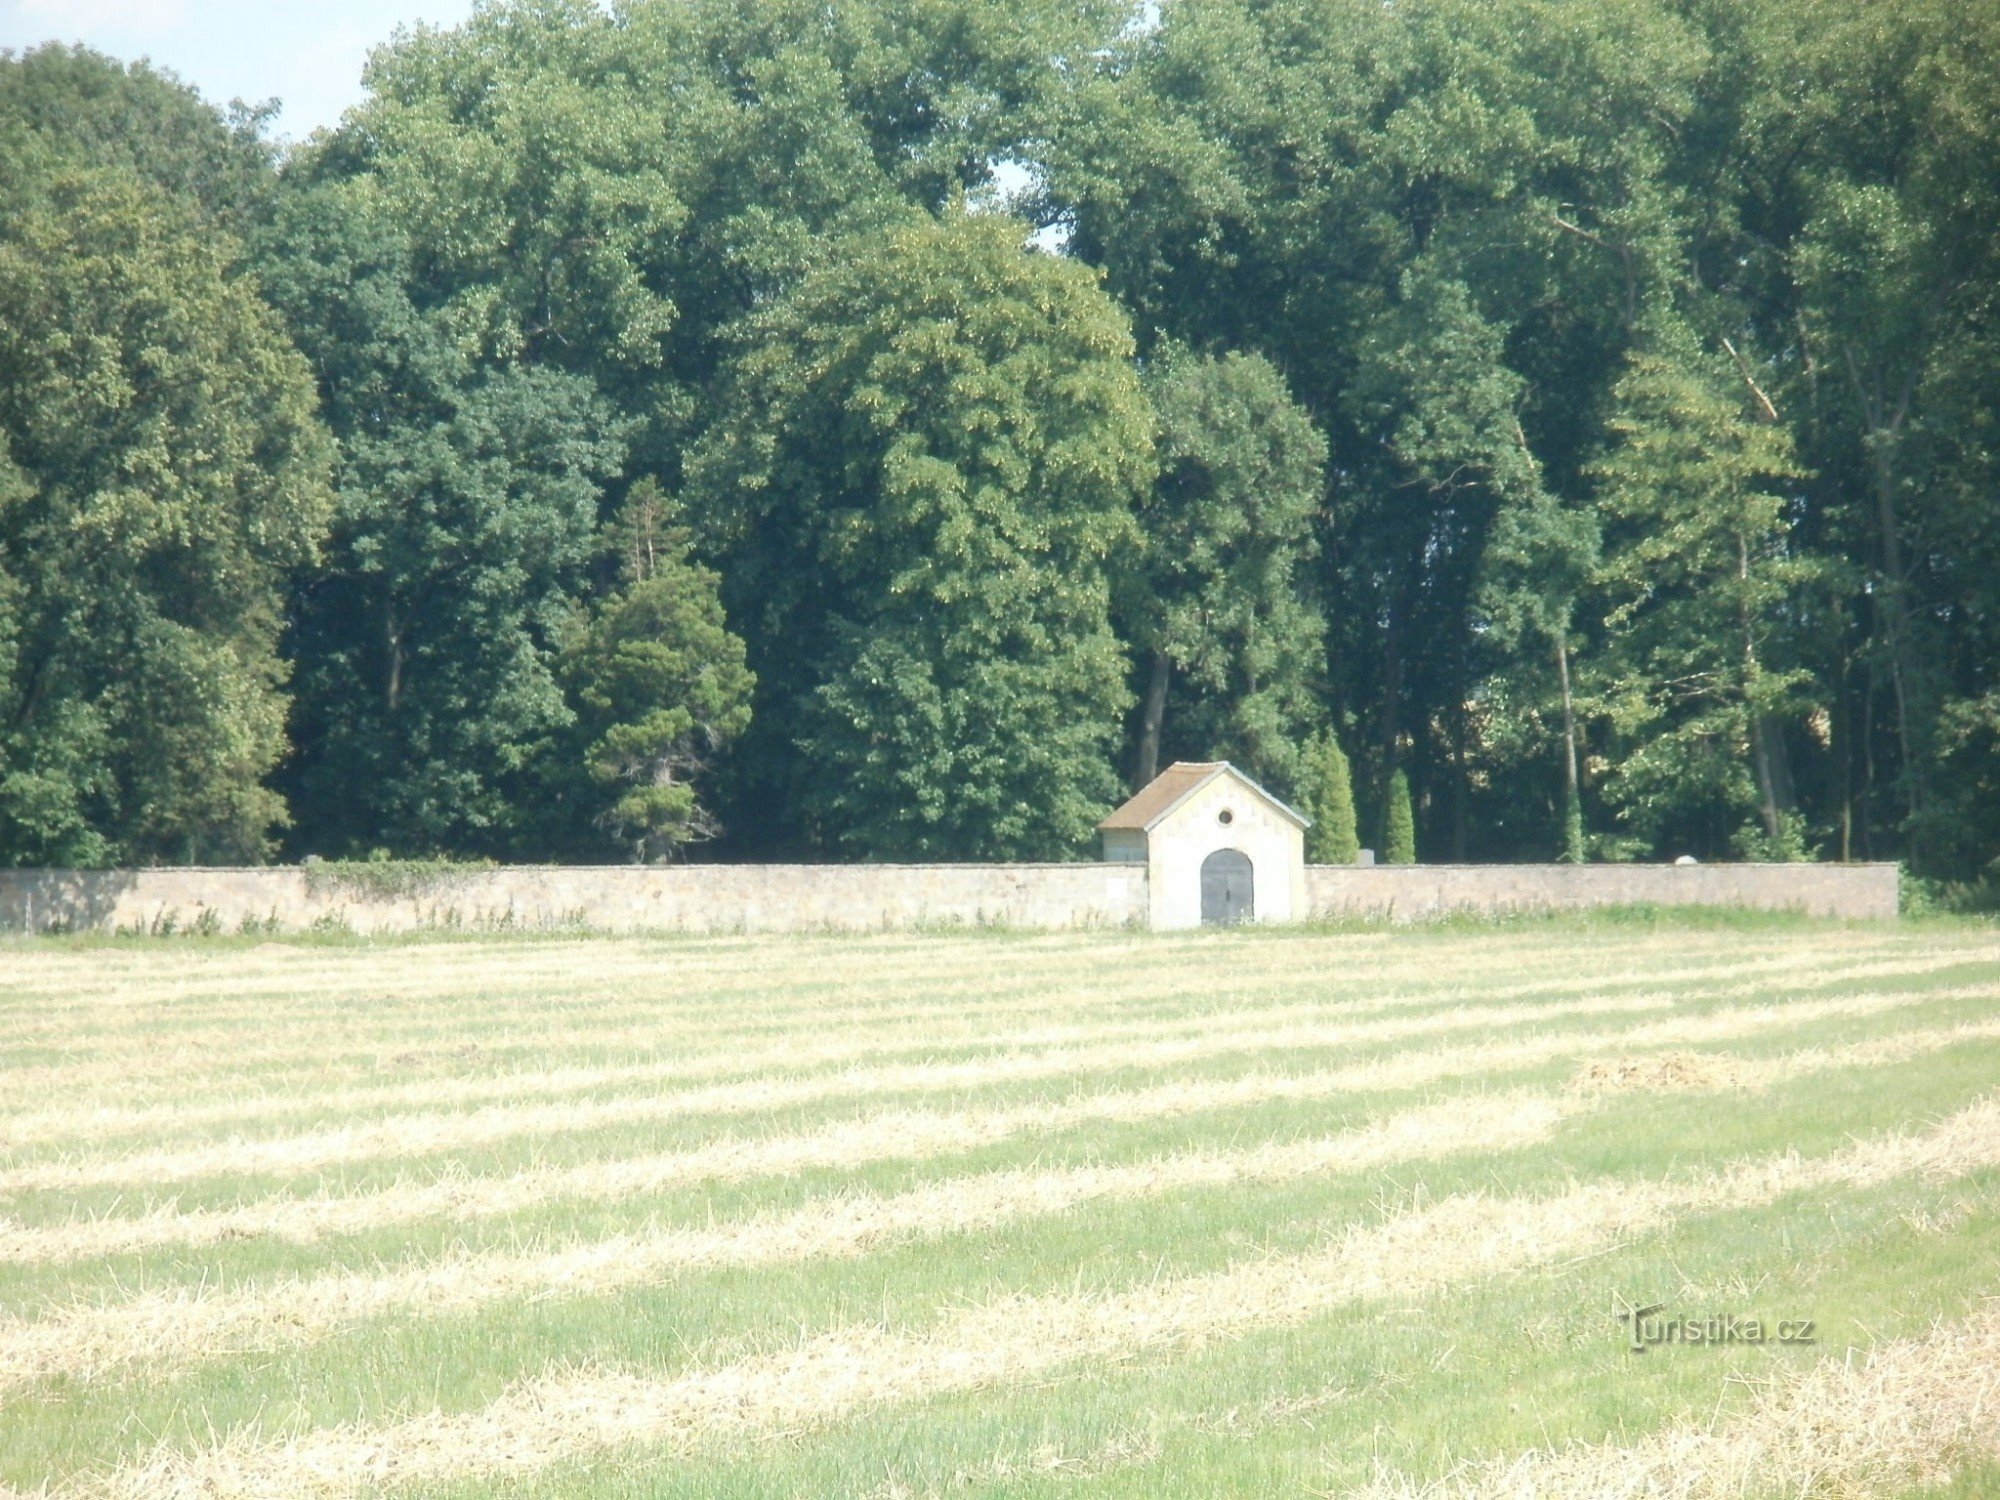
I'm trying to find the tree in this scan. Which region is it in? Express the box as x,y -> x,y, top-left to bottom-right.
1588,319 -> 1821,859
554,484 -> 754,861
259,6 -> 661,855
1478,483 -> 1601,862
4,0 -> 1990,881
1383,769 -> 1417,865
276,352 -> 627,856
1299,729 -> 1360,864
0,141 -> 333,864
0,43 -> 278,233
1126,347 -> 1326,792
1039,0 -> 1706,859
693,209 -> 1154,858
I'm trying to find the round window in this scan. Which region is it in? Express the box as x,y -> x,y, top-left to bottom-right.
1217,808 -> 1234,826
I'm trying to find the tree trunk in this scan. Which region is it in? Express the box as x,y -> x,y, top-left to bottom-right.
1837,650 -> 1854,863
1762,712 -> 1799,813
384,602 -> 404,713
1738,535 -> 1783,841
1862,664 -> 1878,860
1555,633 -> 1583,861
1843,345 -> 1927,839
1135,648 -> 1169,789
1378,596 -> 1404,806
1871,440 -> 1922,821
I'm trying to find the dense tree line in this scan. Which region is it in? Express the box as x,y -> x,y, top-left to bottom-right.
0,0 -> 1994,877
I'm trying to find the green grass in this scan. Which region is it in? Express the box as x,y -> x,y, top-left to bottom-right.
1,917 -> 1996,1498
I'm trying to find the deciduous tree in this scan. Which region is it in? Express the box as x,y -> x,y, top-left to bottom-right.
0,143 -> 332,864
1126,347 -> 1326,793
693,210 -> 1153,858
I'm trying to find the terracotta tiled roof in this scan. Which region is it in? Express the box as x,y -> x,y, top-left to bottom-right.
1097,762 -> 1225,831
1098,761 -> 1309,833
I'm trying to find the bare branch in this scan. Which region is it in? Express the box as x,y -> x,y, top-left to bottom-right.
1721,337 -> 1781,423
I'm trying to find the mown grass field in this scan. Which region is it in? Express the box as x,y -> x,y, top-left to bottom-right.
2,915 -> 1998,1498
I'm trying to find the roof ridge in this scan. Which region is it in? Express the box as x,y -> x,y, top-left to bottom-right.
1096,761 -> 1309,833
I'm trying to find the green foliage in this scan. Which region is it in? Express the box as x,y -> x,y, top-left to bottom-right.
1910,693 -> 2000,879
1587,319 -> 1824,859
258,162 -> 632,856
694,209 -> 1153,858
1298,730 -> 1360,865
1128,346 -> 1327,789
1899,869 -> 2000,921
0,43 -> 278,231
1,0 -> 1997,878
556,484 -> 755,861
0,135 -> 333,866
1383,770 -> 1417,865
1562,790 -> 1587,865
1730,810 -> 1814,863
1477,445 -> 1600,865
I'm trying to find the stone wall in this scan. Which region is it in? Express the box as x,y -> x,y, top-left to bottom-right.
1303,862 -> 1899,922
0,863 -> 1149,936
0,859 -> 1895,937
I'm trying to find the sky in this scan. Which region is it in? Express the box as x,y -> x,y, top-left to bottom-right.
0,0 -> 481,139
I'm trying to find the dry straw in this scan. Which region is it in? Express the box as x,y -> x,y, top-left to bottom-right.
1,946 -> 1788,1148
1357,1303 -> 2000,1498
0,990 -> 1680,1195
3,935 -> 1945,1101
9,990 -> 1988,1266
0,1095 -> 1561,1390
64,1099 -> 2000,1500
10,1018 -> 1999,1391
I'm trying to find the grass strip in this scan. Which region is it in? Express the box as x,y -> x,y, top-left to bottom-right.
61,1097 -> 2000,1500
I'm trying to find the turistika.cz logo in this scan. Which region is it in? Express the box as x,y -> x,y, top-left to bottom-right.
1614,1299 -> 1817,1354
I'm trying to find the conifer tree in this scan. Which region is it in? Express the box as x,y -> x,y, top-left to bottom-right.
1383,770 -> 1417,865
1300,730 -> 1360,864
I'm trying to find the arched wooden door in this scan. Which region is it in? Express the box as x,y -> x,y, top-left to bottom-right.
1200,848 -> 1254,925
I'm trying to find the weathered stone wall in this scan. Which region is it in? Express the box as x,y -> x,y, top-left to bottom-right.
0,864 -> 1150,936
0,859 -> 1895,936
1304,862 -> 1899,922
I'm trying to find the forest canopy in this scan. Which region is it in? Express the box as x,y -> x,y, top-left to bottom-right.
0,0 -> 1995,878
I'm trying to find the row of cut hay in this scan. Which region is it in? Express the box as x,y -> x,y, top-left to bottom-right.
3,940 -> 1944,1148
0,1095 -> 1562,1390
0,990 -> 1687,1196
19,947 -> 1969,1149
10,991 -> 1987,1266
13,1017 -> 2000,1392
0,950 -> 1704,1144
0,926 -> 1378,1027
0,927 -> 1157,1007
61,1098 -> 2000,1500
1356,1307 -> 2000,1498
0,937 -> 1197,1035
4,925 -> 1920,1060
8,941 -> 1977,1146
1,920 -> 1799,1017
0,927 -> 1863,1084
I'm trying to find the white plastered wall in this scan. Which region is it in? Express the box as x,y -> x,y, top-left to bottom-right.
1144,769 -> 1305,929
